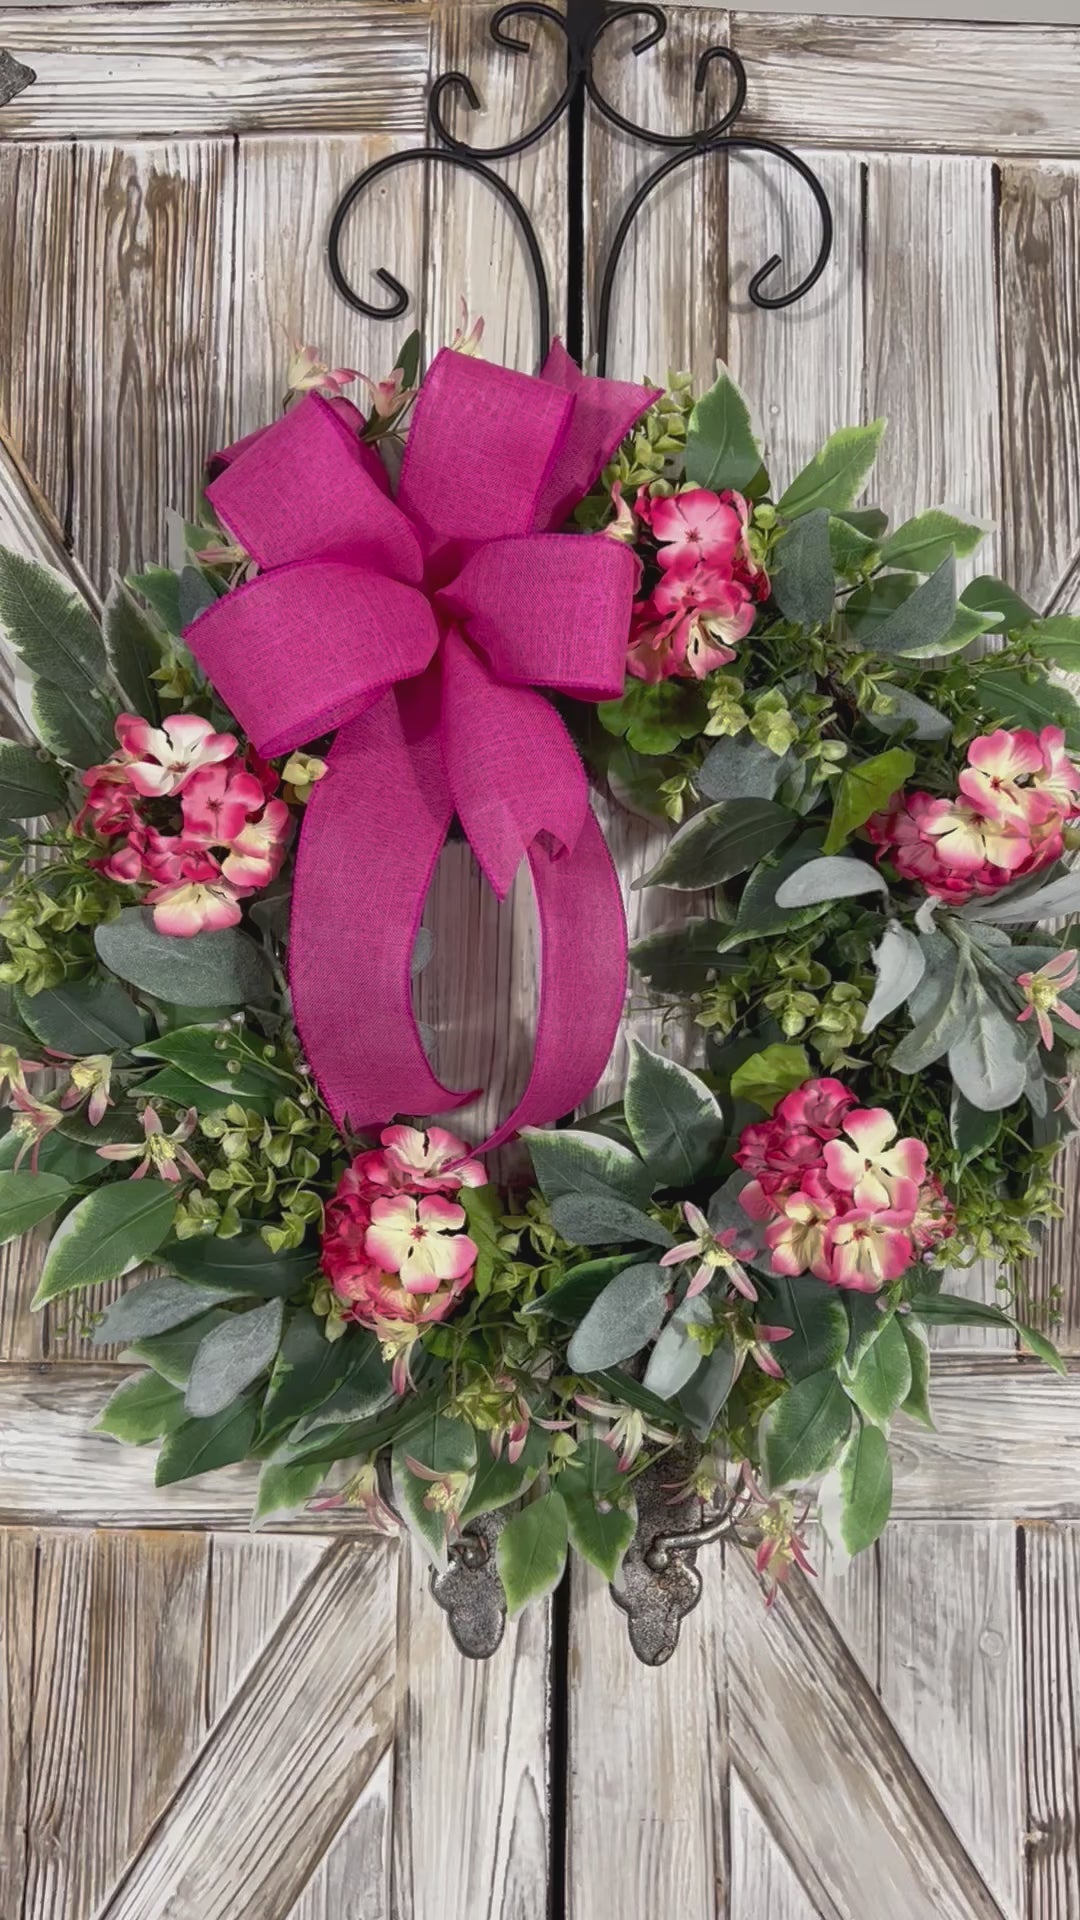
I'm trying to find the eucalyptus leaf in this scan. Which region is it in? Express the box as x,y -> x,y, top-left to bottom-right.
565,1263 -> 669,1372
683,364 -> 764,494
34,1180 -> 177,1307
775,855 -> 888,908
178,564 -> 217,626
549,1194 -> 675,1250
862,921 -> 926,1034
858,554 -> 959,658
522,1126 -> 654,1207
865,686 -> 952,743
623,1038 -> 725,1187
772,508 -> 835,627
122,1306 -> 234,1385
93,1273 -> 240,1343
697,735 -> 792,803
95,908 -> 274,1005
185,1300 -> 285,1417
636,799 -> 794,892
777,420 -> 886,518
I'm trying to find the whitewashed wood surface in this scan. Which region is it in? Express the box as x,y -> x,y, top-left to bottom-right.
1,4 -> 1079,1916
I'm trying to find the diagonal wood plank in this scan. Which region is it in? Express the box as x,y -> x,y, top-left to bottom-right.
727,1546 -> 1007,1920
94,1540 -> 397,1920
729,1769 -> 817,1920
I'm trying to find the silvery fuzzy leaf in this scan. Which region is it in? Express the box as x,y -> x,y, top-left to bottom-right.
862,921 -> 926,1034
775,854 -> 888,908
946,979 -> 1031,1110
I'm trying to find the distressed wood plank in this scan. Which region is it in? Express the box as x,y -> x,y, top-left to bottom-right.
732,17 -> 1080,157
0,1528 -> 35,1920
0,142 -> 74,523
288,1748 -> 393,1920
22,1529 -> 209,1920
729,1770 -> 817,1920
205,1532 -> 328,1721
727,1547 -> 1007,1920
69,140 -> 235,594
392,1544 -> 550,1919
95,1541 -> 396,1920
804,1523 -> 879,1687
1021,1522 -> 1080,1920
878,1523 -> 1023,1920
4,1358 -> 1076,1525
0,4 -> 430,139
567,1560 -> 729,1920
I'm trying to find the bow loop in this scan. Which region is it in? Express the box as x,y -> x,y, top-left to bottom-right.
441,533 -> 639,701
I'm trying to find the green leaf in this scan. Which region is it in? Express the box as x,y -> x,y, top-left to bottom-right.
836,1419 -> 893,1554
31,679 -> 115,767
0,1170 -> 72,1245
859,555 -> 961,658
765,1275 -> 849,1380
394,327 -> 422,388
623,1038 -> 724,1187
460,1424 -> 548,1524
842,1314 -> 912,1424
253,1457 -> 328,1524
1017,615 -> 1080,671
762,1370 -> 853,1488
630,919 -> 740,994
586,1368 -> 680,1425
93,1274 -> 240,1343
185,1300 -> 284,1417
774,854 -> 888,908
561,1437 -> 637,1580
715,834 -> 832,946
260,1313 -> 377,1437
163,1233 -> 315,1298
133,1027 -> 284,1099
497,1491 -> 569,1615
697,735 -> 793,803
0,1129 -> 102,1183
777,421 -> 886,518
823,748 -> 916,856
678,1341 -> 737,1439
970,667 -> 1080,751
123,1307 -> 233,1385
862,920 -> 926,1034
642,1292 -> 712,1400
947,978 -> 1031,1111
549,1194 -> 675,1250
523,1254 -> 639,1324
95,1370 -> 187,1444
565,1263 -> 669,1371
16,978 -> 145,1056
457,1183 -> 505,1297
949,1089 -> 1001,1168
179,565 -> 217,625
683,364 -> 764,494
880,509 -> 987,574
637,799 -> 794,892
729,1043 -> 810,1114
970,869 -> 1080,926
828,513 -> 880,577
889,941 -> 965,1073
908,1290 -> 1013,1329
0,742 -> 67,819
155,1398 -> 258,1486
94,908 -> 274,1007
963,574 -> 1037,634
128,566 -> 183,635
597,678 -> 706,757
33,1179 -> 177,1307
0,548 -> 108,697
899,1318 -> 934,1428
392,1412 -> 477,1563
139,1066 -> 269,1115
1015,1322 -> 1066,1373
845,1292 -> 893,1368
523,1126 -> 653,1207
102,579 -> 162,722
865,686 -> 952,743
772,509 -> 836,627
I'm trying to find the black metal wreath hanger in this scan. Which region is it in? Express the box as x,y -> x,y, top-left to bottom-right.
327,0 -> 834,373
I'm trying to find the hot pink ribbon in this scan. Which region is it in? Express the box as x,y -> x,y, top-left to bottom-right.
185,342 -> 654,1148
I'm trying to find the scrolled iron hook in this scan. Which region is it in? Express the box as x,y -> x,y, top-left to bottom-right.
327,146 -> 551,361
428,4 -> 574,160
584,8 -> 746,149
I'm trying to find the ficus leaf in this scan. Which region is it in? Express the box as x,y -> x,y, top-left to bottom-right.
496,1491 -> 569,1615
777,420 -> 886,518
762,1369 -> 853,1488
34,1180 -> 178,1307
836,1419 -> 893,1554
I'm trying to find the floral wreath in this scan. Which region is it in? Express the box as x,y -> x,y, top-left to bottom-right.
0,322 -> 1073,1655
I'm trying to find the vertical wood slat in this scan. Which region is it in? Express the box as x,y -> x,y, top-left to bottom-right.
728,1771 -> 817,1920
21,1529 -> 209,1920
69,141 -> 236,593
0,1528 -> 35,1920
1021,1522 -> 1080,1920
0,143 -> 75,526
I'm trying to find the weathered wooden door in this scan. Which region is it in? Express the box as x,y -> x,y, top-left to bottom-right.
2,5 -> 1080,1917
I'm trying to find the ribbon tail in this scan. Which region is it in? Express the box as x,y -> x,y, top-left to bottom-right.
479,809 -> 628,1152
288,685 -> 470,1132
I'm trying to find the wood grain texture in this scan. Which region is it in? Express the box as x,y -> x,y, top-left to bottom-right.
69,140 -> 235,593
0,142 -> 75,522
392,1545 -> 550,1920
22,1528 -> 209,1920
288,1748 -> 394,1920
726,1547 -> 1008,1920
1021,1522 -> 1080,1920
878,1523 -> 1023,1920
729,1770 -> 817,1920
204,1532 -> 328,1721
96,1541 -> 396,1920
732,17 -> 1080,156
0,4 -> 430,139
567,1560 -> 730,1920
0,1528 -> 35,1920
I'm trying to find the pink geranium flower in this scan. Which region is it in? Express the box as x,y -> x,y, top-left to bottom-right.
145,852 -> 244,935
958,727 -> 1046,823
823,1108 -> 928,1212
115,713 -> 237,798
365,1193 -> 478,1292
1032,726 -> 1080,816
379,1124 -> 487,1193
179,762 -> 267,845
824,1208 -> 915,1290
220,798 -> 293,889
640,488 -> 742,572
774,1076 -> 856,1137
764,1189 -> 837,1281
1017,950 -> 1080,1050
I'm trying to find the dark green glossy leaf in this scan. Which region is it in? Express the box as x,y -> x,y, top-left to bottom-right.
34,1179 -> 176,1306
16,978 -> 145,1056
623,1038 -> 724,1186
0,1170 -> 72,1245
155,1398 -> 258,1485
637,799 -> 794,892
763,1369 -> 852,1488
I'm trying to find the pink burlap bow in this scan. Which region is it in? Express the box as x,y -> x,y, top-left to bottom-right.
185,342 -> 654,1148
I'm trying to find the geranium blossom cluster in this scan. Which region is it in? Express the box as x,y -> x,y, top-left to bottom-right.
735,1077 -> 953,1291
320,1126 -> 485,1391
619,486 -> 769,683
868,726 -> 1080,905
78,714 -> 292,935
